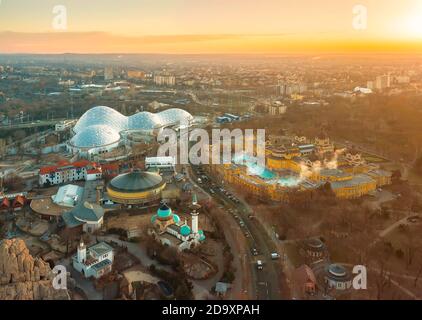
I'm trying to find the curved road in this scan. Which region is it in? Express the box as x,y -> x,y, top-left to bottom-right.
190,164 -> 288,300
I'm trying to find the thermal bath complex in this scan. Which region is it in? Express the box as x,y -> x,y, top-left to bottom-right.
208,135 -> 392,201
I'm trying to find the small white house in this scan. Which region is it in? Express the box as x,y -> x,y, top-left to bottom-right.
72,241 -> 114,279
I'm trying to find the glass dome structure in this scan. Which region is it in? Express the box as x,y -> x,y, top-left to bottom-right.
71,106 -> 194,149
73,106 -> 127,134
128,112 -> 160,131
70,125 -> 121,148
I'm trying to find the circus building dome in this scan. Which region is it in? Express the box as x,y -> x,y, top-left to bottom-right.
107,169 -> 166,205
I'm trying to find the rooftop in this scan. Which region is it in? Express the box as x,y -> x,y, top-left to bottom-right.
89,242 -> 113,256
108,169 -> 165,193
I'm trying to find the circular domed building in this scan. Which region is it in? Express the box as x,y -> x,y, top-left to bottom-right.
302,238 -> 327,260
107,169 -> 166,205
62,201 -> 105,233
324,263 -> 352,291
151,203 -> 181,231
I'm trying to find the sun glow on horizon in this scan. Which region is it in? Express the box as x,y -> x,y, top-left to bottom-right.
405,12 -> 422,38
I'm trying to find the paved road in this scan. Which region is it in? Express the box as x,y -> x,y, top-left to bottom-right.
184,165 -> 254,299
190,165 -> 287,300
58,257 -> 103,300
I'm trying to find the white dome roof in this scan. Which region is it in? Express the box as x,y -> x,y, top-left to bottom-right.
70,125 -> 121,148
157,108 -> 193,127
73,106 -> 128,134
128,112 -> 160,131
71,106 -> 193,149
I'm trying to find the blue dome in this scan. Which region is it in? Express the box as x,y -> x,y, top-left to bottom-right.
157,204 -> 172,219
151,215 -> 157,223
172,214 -> 181,224
180,225 -> 191,236
198,229 -> 206,241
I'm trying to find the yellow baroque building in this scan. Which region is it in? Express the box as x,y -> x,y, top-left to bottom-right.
208,143 -> 391,201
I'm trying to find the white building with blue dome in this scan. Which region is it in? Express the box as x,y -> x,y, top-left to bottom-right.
150,200 -> 205,251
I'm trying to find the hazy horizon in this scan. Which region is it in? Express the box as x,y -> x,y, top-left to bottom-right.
1,0 -> 422,54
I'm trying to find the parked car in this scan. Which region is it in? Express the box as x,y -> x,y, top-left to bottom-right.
271,252 -> 280,260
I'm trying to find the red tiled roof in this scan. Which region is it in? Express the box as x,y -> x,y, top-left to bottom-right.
12,195 -> 26,207
101,163 -> 119,169
72,159 -> 91,168
57,160 -> 70,166
0,197 -> 10,209
40,160 -> 95,175
39,166 -> 58,175
87,168 -> 102,174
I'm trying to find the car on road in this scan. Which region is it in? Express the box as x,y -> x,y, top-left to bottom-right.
251,248 -> 259,256
256,260 -> 264,270
271,252 -> 280,260
245,232 -> 250,238
209,189 -> 215,194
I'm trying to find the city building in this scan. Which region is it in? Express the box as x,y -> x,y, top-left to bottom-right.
374,75 -> 391,91
104,66 -> 114,81
62,201 -> 105,233
145,157 -> 176,170
0,193 -> 28,212
277,81 -> 307,96
293,265 -> 317,297
52,184 -> 84,207
38,160 -> 101,186
55,120 -> 75,132
106,169 -> 166,206
314,136 -> 335,155
73,240 -> 113,279
301,238 -> 327,261
154,73 -> 176,86
269,104 -> 287,116
127,70 -> 146,80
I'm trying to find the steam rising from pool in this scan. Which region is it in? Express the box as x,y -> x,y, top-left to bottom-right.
233,153 -> 301,187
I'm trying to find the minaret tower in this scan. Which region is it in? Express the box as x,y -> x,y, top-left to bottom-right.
77,239 -> 87,263
190,193 -> 201,235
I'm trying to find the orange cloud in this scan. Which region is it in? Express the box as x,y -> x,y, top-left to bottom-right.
1,31 -> 422,54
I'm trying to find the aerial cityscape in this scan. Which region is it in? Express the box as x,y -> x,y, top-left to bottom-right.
0,0 -> 422,306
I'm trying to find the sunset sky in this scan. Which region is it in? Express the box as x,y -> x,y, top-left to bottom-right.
0,0 -> 422,53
